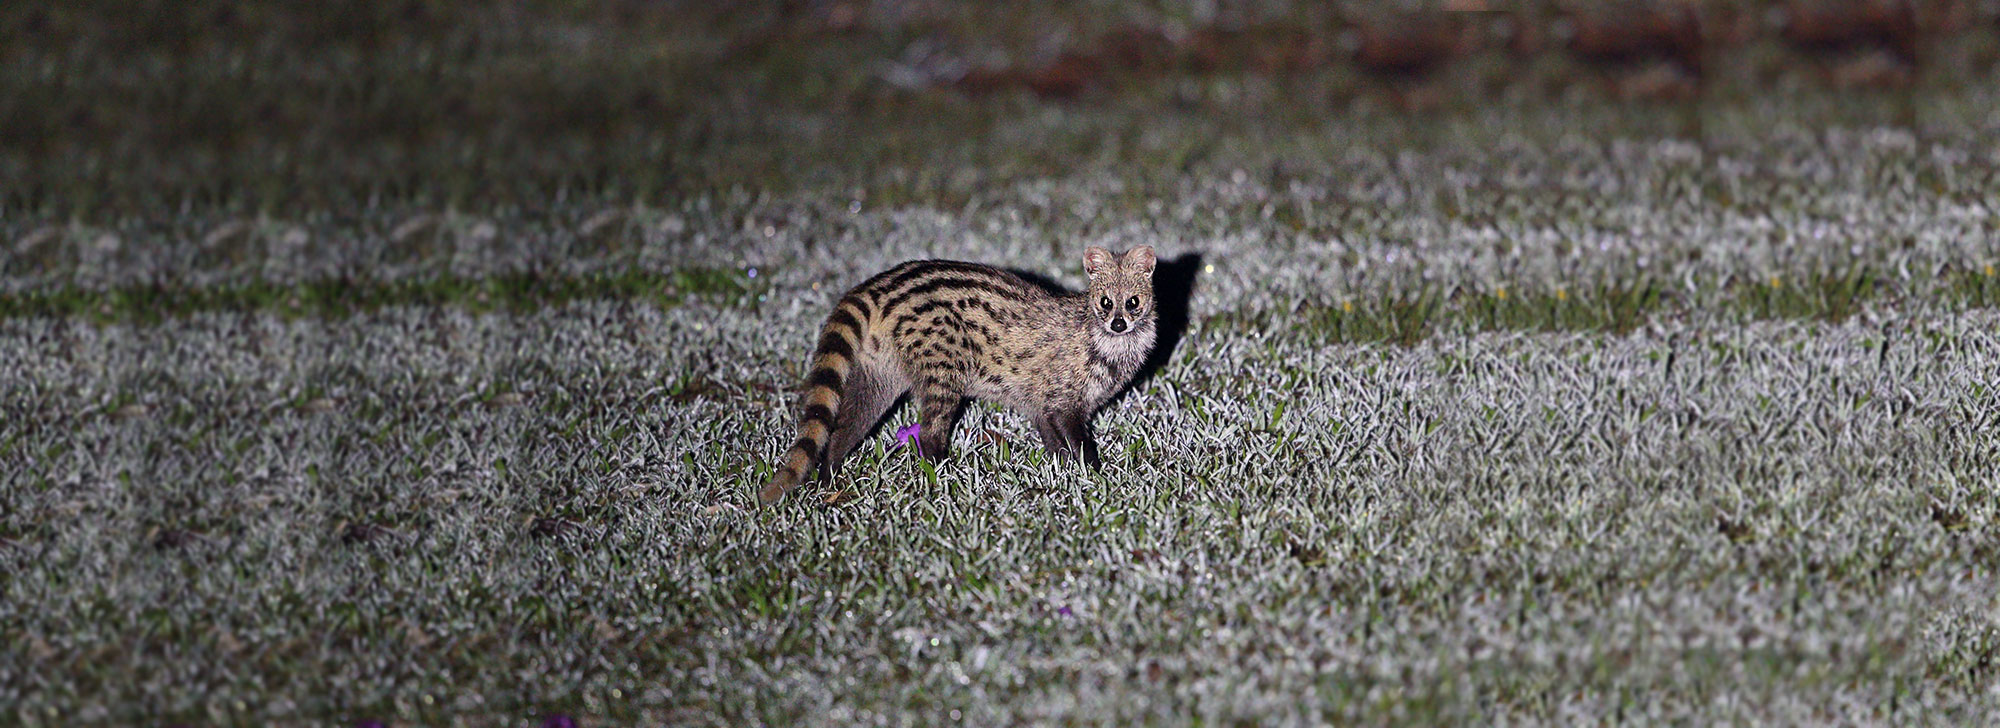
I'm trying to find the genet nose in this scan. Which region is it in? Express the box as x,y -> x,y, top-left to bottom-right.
1110,318 -> 1127,333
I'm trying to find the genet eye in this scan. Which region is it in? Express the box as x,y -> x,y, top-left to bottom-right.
1125,296 -> 1139,309
1100,296 -> 1113,310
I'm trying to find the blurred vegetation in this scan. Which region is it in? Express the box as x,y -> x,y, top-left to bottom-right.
0,266 -> 754,325
4,1 -> 721,213
5,1 -> 1996,217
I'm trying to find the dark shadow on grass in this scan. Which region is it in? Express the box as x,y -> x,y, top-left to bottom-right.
1130,251 -> 1202,391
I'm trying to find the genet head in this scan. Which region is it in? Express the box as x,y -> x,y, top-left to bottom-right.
1083,245 -> 1157,336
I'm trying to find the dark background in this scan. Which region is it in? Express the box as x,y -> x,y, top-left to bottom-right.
4,1 -> 1987,217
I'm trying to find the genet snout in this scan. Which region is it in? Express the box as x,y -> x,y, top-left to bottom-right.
1111,318 -> 1128,333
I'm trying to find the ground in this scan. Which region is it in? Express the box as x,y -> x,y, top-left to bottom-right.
4,2 -> 2000,725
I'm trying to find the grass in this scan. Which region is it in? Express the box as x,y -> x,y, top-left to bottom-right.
6,302 -> 1998,725
1198,262 -> 2000,347
5,242 -> 1995,339
0,267 -> 755,325
9,2 -> 2000,726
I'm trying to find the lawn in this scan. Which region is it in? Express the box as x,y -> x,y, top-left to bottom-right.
4,2 -> 2000,725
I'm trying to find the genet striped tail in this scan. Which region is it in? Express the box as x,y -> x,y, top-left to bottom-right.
758,297 -> 865,505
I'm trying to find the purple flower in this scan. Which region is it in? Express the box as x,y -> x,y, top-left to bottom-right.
894,423 -> 923,457
541,715 -> 578,728
1056,605 -> 1074,618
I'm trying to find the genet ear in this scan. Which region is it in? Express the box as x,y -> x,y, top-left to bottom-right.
1123,246 -> 1157,276
1084,246 -> 1116,279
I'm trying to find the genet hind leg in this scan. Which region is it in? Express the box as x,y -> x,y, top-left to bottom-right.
914,380 -> 966,463
817,366 -> 907,483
